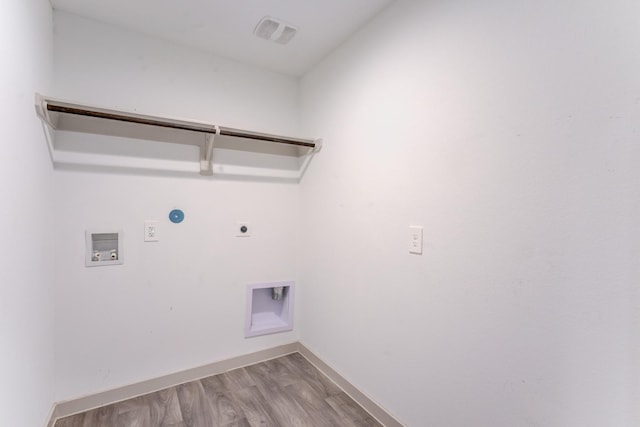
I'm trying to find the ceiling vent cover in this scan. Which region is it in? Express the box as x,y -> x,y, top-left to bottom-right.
254,16 -> 298,44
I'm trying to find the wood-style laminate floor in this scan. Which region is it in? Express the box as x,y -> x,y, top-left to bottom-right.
54,353 -> 383,427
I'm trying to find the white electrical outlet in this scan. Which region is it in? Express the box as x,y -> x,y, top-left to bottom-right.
144,221 -> 159,242
409,226 -> 423,254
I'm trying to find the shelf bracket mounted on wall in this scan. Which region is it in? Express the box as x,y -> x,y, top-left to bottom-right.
34,94 -> 322,180
200,131 -> 217,176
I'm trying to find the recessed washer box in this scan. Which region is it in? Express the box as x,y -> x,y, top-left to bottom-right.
85,231 -> 123,267
245,281 -> 294,338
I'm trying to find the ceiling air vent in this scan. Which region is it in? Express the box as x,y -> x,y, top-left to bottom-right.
254,16 -> 298,44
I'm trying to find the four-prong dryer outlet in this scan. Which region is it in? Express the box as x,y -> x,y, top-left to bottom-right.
237,222 -> 251,237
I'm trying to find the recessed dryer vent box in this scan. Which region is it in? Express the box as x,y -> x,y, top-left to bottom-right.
85,231 -> 123,267
245,281 -> 294,338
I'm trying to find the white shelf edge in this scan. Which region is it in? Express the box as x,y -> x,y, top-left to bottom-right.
34,93 -> 321,180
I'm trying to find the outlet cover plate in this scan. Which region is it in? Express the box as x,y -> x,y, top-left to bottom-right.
144,221 -> 159,242
409,225 -> 423,255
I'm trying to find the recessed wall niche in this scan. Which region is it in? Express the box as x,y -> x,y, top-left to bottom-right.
245,281 -> 294,338
85,231 -> 123,267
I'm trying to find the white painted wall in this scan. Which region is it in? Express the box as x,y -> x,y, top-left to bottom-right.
0,0 -> 54,425
300,1 -> 640,426
53,11 -> 302,400
52,11 -> 299,134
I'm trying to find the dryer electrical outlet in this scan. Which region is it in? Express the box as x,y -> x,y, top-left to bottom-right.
237,222 -> 251,237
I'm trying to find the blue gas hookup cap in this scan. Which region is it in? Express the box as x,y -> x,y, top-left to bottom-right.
169,209 -> 185,224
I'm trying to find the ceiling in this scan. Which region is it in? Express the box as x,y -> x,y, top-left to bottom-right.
50,0 -> 395,76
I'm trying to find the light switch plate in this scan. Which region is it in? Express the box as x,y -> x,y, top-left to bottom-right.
144,221 -> 159,242
409,226 -> 423,254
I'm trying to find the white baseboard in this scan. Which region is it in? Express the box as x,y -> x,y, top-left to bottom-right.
47,342 -> 403,427
297,342 -> 404,427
